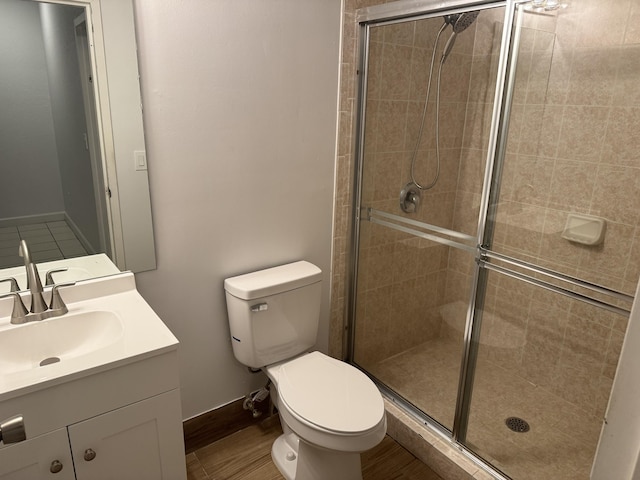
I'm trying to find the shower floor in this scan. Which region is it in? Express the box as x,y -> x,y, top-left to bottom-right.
367,337 -> 602,480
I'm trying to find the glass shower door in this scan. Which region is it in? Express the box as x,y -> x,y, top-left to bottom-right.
465,270 -> 630,479
464,3 -> 639,478
351,5 -> 506,432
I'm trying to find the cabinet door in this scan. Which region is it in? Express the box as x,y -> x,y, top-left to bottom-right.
0,428 -> 75,480
68,389 -> 186,480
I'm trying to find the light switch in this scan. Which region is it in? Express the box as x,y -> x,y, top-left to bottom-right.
134,150 -> 147,171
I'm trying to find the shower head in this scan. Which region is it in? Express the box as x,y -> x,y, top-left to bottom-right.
441,11 -> 480,62
449,11 -> 479,33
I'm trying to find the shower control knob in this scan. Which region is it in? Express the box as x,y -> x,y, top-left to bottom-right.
50,460 -> 63,474
400,182 -> 421,213
84,448 -> 97,461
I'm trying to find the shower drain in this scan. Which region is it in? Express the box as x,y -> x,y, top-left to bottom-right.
505,417 -> 530,433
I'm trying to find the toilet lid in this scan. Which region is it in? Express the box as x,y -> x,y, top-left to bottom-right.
277,352 -> 384,434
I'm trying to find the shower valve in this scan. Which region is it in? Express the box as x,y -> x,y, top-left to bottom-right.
400,183 -> 421,213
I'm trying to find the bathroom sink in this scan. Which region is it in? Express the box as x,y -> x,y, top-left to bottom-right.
0,311 -> 123,375
0,272 -> 178,401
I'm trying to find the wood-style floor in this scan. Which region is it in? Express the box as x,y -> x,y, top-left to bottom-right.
186,414 -> 444,480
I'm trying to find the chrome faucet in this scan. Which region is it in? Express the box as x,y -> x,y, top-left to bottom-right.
0,241 -> 75,324
19,240 -> 47,314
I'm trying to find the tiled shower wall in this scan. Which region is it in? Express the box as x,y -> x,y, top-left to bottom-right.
330,0 -> 399,359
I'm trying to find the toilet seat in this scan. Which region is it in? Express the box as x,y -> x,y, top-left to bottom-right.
275,351 -> 385,434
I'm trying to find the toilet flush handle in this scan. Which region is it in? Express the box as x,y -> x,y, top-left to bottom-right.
251,303 -> 268,312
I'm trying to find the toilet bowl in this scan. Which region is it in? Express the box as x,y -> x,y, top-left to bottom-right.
265,352 -> 386,480
224,261 -> 386,480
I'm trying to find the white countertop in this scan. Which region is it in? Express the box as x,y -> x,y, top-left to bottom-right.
0,272 -> 178,402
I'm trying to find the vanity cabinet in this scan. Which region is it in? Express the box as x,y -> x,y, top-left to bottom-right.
0,273 -> 186,479
0,390 -> 185,480
0,428 -> 74,480
70,390 -> 184,479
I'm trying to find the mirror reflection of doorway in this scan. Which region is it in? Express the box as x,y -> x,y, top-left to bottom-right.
0,0 -> 109,268
74,13 -> 110,258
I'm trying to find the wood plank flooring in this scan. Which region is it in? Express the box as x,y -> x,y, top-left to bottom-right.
186,414 -> 444,480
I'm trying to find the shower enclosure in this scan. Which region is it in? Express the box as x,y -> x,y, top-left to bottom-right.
347,1 -> 640,478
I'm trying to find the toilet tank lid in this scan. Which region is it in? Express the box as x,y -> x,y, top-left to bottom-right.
224,261 -> 322,300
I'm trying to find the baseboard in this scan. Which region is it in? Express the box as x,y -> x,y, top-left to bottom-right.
0,212 -> 65,228
183,396 -> 271,454
63,212 -> 97,254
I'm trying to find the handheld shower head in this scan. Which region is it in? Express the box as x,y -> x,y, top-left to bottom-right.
441,11 -> 480,62
450,11 -> 479,33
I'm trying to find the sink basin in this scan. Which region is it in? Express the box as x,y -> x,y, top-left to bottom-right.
0,272 -> 178,401
0,311 -> 123,375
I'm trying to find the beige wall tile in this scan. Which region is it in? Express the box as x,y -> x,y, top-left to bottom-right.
624,3 -> 640,45
526,51 -> 554,104
457,148 -> 487,195
602,107 -> 640,165
591,164 -> 640,225
380,43 -> 414,100
548,158 -> 598,211
565,47 -> 618,106
557,106 -> 609,161
579,222 -> 634,278
612,46 -> 640,106
574,0 -> 631,49
502,203 -> 546,255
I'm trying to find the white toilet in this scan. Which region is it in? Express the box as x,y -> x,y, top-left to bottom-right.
224,261 -> 386,480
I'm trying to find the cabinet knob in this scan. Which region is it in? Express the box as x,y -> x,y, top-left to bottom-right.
50,460 -> 63,473
84,448 -> 96,461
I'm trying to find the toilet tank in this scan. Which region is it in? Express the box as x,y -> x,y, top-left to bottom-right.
224,261 -> 322,369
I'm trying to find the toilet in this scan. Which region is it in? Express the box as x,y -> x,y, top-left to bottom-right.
224,261 -> 386,480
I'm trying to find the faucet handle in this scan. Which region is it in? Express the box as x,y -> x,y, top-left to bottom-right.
45,268 -> 69,286
0,277 -> 20,293
0,292 -> 29,322
49,282 -> 76,313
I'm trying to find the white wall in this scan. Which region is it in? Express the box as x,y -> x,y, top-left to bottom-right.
592,278 -> 640,479
132,0 -> 342,419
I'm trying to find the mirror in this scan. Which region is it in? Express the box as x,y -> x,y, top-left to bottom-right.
0,0 -> 155,287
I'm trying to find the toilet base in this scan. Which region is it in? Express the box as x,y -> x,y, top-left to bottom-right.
271,432 -> 363,480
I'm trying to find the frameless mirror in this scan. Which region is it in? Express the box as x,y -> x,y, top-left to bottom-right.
0,0 -> 155,291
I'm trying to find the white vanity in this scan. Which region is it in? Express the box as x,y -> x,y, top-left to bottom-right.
0,272 -> 186,480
